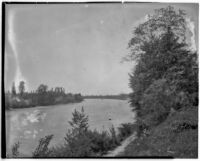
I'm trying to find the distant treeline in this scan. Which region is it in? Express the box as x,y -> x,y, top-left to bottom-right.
5,81 -> 83,110
83,94 -> 129,100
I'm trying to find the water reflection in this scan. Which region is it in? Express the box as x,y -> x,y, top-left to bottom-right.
6,109 -> 46,152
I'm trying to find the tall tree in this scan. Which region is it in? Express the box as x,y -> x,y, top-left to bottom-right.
127,6 -> 198,129
18,81 -> 25,96
36,84 -> 48,105
125,6 -> 187,62
64,107 -> 91,157
37,84 -> 48,94
11,82 -> 16,96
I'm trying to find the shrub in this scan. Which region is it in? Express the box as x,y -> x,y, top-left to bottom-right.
87,130 -> 113,155
165,108 -> 198,133
64,108 -> 119,157
139,79 -> 172,127
32,135 -> 53,157
109,125 -> 120,146
6,142 -> 20,158
118,123 -> 136,141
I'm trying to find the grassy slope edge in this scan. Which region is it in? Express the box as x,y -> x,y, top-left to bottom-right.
118,107 -> 198,158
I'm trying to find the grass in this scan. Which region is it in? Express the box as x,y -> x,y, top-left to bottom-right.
118,107 -> 198,158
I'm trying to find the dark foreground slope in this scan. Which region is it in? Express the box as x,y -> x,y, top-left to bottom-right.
119,107 -> 198,158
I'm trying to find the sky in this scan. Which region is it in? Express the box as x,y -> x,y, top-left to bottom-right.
4,3 -> 198,95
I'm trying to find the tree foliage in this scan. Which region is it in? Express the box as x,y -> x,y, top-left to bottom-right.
126,6 -> 187,61
63,108 -> 120,157
5,83 -> 84,109
64,107 -> 93,157
18,81 -> 25,96
32,135 -> 54,158
128,6 -> 198,131
37,84 -> 48,94
11,82 -> 16,96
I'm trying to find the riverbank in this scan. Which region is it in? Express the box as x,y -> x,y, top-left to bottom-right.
83,94 -> 129,100
6,100 -> 84,111
5,93 -> 84,110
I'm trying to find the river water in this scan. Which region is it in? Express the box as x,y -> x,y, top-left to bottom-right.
6,99 -> 135,156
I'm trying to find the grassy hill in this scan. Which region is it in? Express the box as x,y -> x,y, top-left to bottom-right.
119,107 -> 198,158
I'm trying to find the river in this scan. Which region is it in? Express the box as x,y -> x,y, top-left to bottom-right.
6,99 -> 135,156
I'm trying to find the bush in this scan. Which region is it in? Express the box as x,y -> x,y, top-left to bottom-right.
32,135 -> 54,157
164,108 -> 198,133
109,125 -> 120,146
87,130 -> 114,155
63,108 -> 120,157
118,123 -> 136,141
139,79 -> 172,127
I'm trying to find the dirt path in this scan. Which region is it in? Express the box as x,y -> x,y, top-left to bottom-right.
104,132 -> 137,157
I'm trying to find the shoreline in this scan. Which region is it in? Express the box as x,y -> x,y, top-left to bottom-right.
5,98 -> 130,111
5,99 -> 84,111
